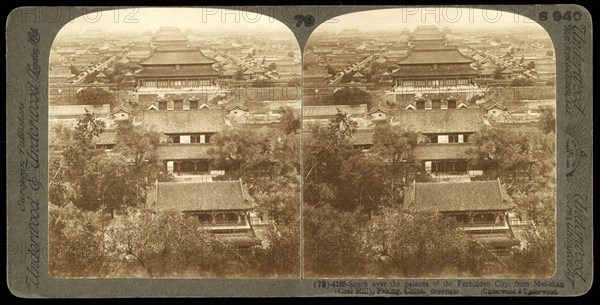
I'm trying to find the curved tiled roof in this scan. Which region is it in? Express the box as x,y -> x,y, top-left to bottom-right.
134,66 -> 221,77
141,48 -> 215,65
410,180 -> 512,212
390,66 -> 478,77
397,48 -> 474,65
155,180 -> 252,212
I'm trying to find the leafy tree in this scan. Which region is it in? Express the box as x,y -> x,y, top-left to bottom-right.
115,121 -> 161,167
254,222 -> 300,277
279,106 -> 300,135
115,121 -> 168,197
510,225 -> 556,277
69,64 -> 79,76
253,175 -> 301,277
51,112 -> 165,216
467,126 -> 555,226
304,205 -> 365,277
76,153 -> 139,215
51,110 -> 106,205
267,63 -> 277,71
303,111 -> 361,230
510,78 -> 534,87
340,71 -> 355,84
325,87 -> 374,108
365,61 -> 385,83
326,110 -> 359,142
49,202 -> 107,277
467,126 -> 554,183
106,61 -> 128,83
74,87 -> 115,105
209,128 -> 300,182
286,51 -> 295,58
49,123 -> 80,204
234,69 -> 245,81
304,110 -> 357,184
325,64 -> 336,76
511,183 -> 555,225
360,207 -> 471,277
70,109 -> 106,155
372,124 -> 418,166
253,175 -> 300,225
526,61 -> 536,70
328,124 -> 419,215
493,67 -> 504,79
105,208 -> 226,277
538,106 -> 556,134
336,153 -> 389,215
378,176 -> 407,208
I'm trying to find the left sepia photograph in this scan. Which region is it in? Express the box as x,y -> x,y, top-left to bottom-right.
48,8 -> 301,278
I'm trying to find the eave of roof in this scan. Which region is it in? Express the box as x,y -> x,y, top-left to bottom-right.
397,48 -> 474,65
412,180 -> 512,212
155,180 -> 252,211
134,67 -> 221,77
141,49 -> 215,65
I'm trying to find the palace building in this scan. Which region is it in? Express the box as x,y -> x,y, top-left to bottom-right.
408,180 -> 518,256
389,46 -> 482,107
409,25 -> 447,49
389,26 -> 483,107
134,48 -> 221,91
141,108 -> 229,178
152,180 -> 261,254
392,108 -> 485,179
390,47 -> 479,88
151,26 -> 189,49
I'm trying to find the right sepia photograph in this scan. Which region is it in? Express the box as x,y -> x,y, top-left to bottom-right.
302,8 -> 556,278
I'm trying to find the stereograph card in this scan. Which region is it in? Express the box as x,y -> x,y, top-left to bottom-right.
5,5 -> 593,297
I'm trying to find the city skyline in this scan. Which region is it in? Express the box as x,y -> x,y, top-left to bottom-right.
312,8 -> 549,35
57,8 -> 295,36
57,7 -> 550,38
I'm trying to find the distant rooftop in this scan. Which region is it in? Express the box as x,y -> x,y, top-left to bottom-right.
141,48 -> 215,65
396,48 -> 474,65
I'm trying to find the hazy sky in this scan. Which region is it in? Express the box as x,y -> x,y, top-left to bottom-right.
58,7 -> 294,36
57,7 -> 550,38
315,8 -> 548,34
